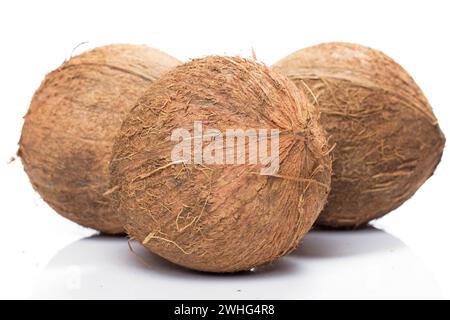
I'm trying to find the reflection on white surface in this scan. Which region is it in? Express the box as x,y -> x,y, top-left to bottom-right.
32,227 -> 440,299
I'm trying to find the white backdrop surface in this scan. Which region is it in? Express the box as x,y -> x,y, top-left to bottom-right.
0,0 -> 448,299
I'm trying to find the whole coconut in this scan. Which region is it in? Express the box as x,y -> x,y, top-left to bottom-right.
110,56 -> 332,272
19,44 -> 181,234
273,42 -> 445,228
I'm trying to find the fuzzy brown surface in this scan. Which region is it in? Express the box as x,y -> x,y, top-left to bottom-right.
110,56 -> 332,272
19,44 -> 181,234
273,42 -> 445,228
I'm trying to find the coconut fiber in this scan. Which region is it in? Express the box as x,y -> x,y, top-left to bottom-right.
273,42 -> 445,228
19,44 -> 180,234
110,56 -> 332,272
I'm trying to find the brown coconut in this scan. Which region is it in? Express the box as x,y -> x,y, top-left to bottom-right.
110,56 -> 332,272
273,42 -> 445,228
19,44 -> 181,234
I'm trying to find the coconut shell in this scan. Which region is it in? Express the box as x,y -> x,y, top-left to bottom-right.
19,44 -> 181,234
110,56 -> 332,272
273,42 -> 445,228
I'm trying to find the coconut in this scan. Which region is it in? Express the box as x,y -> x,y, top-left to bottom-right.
273,42 -> 445,228
19,44 -> 181,234
110,56 -> 332,272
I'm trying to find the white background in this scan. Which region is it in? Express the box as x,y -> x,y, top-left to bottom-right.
0,0 -> 449,299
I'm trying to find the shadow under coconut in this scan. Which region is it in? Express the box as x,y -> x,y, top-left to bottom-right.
31,227 -> 440,299
31,234 -> 301,299
293,226 -> 405,258
125,237 -> 299,278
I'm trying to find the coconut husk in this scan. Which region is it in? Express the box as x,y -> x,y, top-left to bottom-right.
18,44 -> 181,234
273,42 -> 445,228
110,56 -> 332,272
